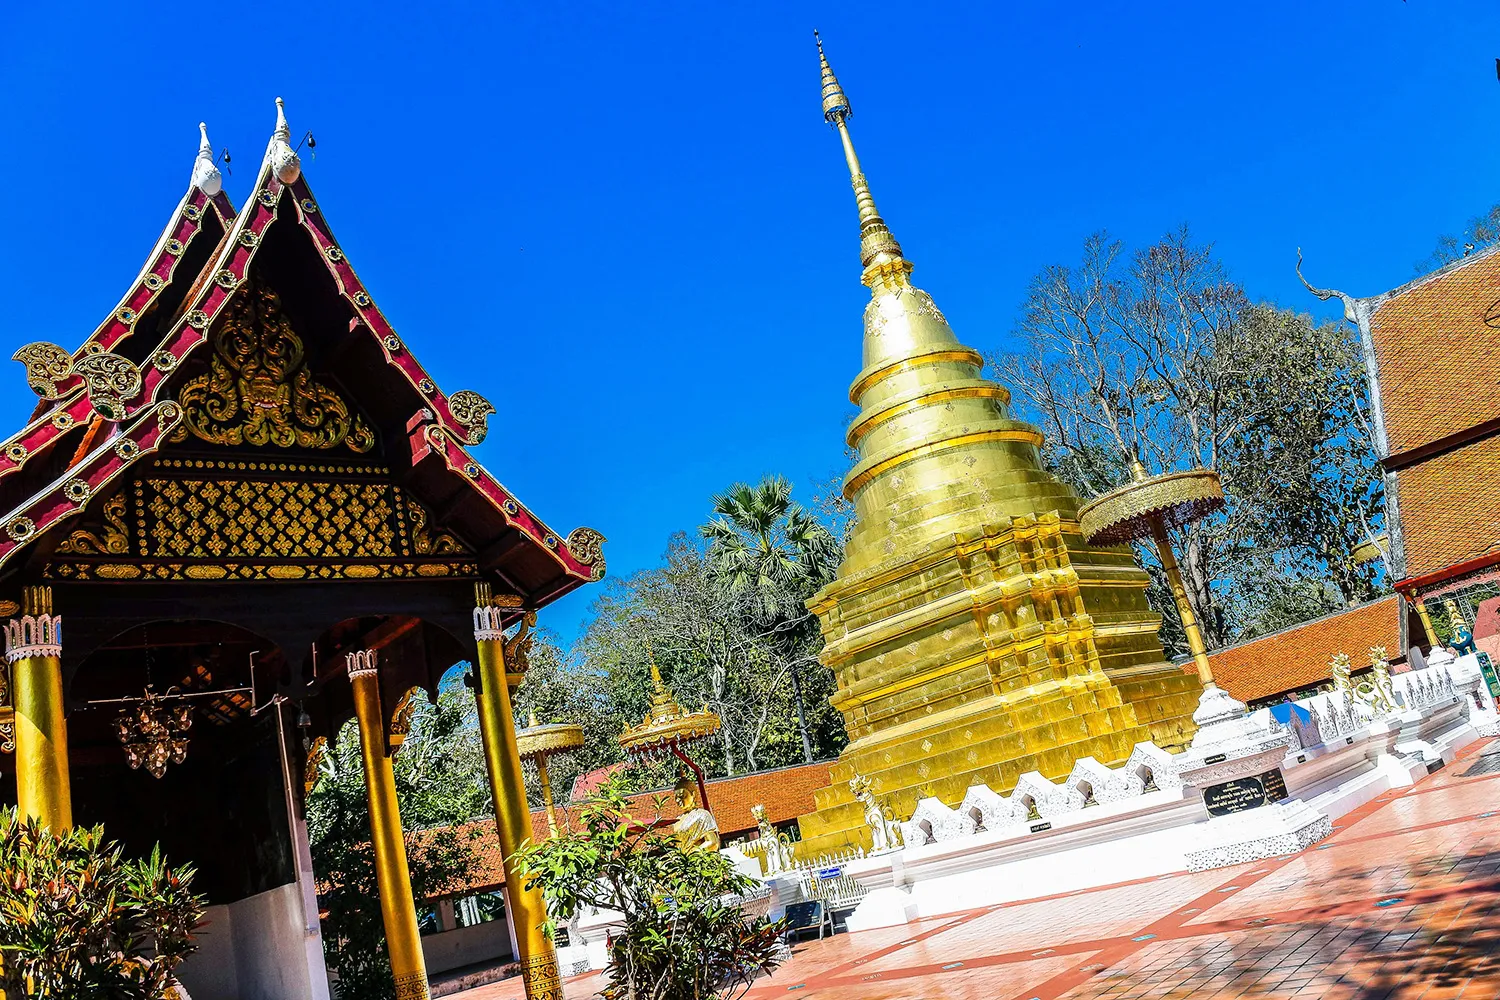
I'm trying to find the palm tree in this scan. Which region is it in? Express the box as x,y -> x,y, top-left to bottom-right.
700,476 -> 841,763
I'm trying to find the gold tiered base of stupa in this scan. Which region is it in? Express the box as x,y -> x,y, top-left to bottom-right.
794,513 -> 1201,858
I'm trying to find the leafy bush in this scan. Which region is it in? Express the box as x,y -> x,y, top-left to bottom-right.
0,808 -> 204,998
515,779 -> 785,1000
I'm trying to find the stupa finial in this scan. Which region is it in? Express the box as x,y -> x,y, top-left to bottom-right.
815,32 -> 906,278
268,96 -> 301,185
191,122 -> 223,196
527,708 -> 540,728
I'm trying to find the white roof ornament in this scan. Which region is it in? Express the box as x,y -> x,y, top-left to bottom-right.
268,97 -> 301,185
190,122 -> 223,197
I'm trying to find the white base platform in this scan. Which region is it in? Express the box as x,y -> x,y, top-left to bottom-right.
840,708 -> 1481,931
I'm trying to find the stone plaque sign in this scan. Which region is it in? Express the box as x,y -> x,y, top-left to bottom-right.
1204,776 -> 1268,817
1204,752 -> 1228,765
1479,652 -> 1500,700
1260,768 -> 1288,803
1029,821 -> 1052,833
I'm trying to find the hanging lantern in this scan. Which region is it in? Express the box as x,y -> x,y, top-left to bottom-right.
114,688 -> 193,778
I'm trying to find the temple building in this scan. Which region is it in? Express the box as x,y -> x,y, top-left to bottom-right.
794,41 -> 1202,858
1300,237 -> 1500,656
0,103 -> 601,1000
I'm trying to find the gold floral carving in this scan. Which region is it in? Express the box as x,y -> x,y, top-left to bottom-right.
407,499 -> 464,555
72,353 -> 143,421
566,526 -> 606,581
13,343 -> 75,399
388,687 -> 420,753
447,390 -> 495,446
56,494 -> 130,555
175,277 -> 375,452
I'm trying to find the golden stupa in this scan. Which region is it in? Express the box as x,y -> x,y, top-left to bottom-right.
795,37 -> 1202,857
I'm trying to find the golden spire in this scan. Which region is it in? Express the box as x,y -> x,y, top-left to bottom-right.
816,31 -> 907,279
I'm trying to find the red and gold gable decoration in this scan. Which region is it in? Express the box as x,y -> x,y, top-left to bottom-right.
0,105 -> 604,602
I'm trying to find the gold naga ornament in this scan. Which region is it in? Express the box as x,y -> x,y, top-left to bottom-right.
13,341 -> 144,420
173,276 -> 376,452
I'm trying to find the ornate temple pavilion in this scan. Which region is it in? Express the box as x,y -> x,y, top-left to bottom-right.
0,102 -> 600,1000
793,40 -> 1202,858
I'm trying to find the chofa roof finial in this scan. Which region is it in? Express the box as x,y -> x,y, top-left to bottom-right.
1295,247 -> 1358,324
268,97 -> 301,185
191,122 -> 223,196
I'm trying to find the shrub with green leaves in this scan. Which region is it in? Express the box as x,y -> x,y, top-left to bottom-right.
0,808 -> 204,999
515,778 -> 785,1000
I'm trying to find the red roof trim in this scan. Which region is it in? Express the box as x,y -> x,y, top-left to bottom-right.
408,416 -> 596,582
0,188 -> 233,487
284,180 -> 467,439
1397,549 -> 1500,595
0,402 -> 182,571
0,140 -> 601,590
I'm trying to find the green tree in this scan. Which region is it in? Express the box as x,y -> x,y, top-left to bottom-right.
700,477 -> 841,764
0,810 -> 204,999
996,228 -> 1386,650
513,778 -> 784,1000
1415,202 -> 1500,272
307,682 -> 486,1000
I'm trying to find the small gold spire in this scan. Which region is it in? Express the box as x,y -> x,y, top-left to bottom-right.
815,31 -> 907,278
527,708 -> 540,728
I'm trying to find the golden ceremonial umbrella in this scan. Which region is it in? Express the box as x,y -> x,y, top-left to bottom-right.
515,710 -> 585,837
1079,462 -> 1226,691
618,659 -> 721,810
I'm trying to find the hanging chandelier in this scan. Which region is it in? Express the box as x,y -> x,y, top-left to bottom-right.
114,688 -> 194,778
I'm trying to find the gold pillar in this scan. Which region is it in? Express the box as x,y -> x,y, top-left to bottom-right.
1149,520 -> 1217,689
8,585 -> 71,830
1412,596 -> 1440,647
347,650 -> 429,1000
472,587 -> 561,1000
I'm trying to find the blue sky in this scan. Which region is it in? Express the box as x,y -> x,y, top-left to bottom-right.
2,1 -> 1497,638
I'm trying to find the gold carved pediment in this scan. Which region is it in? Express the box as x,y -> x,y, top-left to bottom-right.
173,274 -> 375,453
45,460 -> 475,583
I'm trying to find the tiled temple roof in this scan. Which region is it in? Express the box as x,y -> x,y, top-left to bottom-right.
1208,595 -> 1402,704
422,760 -> 835,896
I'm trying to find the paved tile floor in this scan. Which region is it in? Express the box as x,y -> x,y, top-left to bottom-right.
458,738 -> 1500,999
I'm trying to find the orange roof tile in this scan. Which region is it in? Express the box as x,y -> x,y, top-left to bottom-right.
1394,435 -> 1500,581
419,760 -> 835,898
1368,249 -> 1500,457
1208,595 -> 1402,703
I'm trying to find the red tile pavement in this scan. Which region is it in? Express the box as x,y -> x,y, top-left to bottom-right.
454,738 -> 1500,999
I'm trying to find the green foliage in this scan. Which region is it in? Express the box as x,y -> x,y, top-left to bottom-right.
999,228 -> 1387,650
307,684 -> 487,1000
0,809 -> 204,999
701,476 -> 842,765
514,779 -> 785,1000
1416,203 -> 1500,272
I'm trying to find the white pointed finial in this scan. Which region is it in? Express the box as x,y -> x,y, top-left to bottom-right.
268,96 -> 301,184
191,122 -> 223,196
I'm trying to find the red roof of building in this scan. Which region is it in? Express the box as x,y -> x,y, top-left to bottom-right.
1393,435 -> 1500,581
423,760 -> 835,897
1367,248 -> 1500,459
1207,595 -> 1403,703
